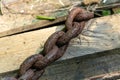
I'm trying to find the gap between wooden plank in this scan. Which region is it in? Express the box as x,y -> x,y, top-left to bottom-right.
1,48 -> 120,80
1,3 -> 120,38
0,14 -> 120,73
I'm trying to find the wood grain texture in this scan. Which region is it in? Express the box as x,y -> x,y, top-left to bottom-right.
1,1 -> 120,38
1,14 -> 120,73
0,26 -> 60,73
1,48 -> 120,80
0,0 -> 79,38
0,15 -> 66,38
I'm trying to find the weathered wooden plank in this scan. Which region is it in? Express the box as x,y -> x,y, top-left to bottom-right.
0,26 -> 60,73
1,48 -> 120,80
0,16 -> 66,38
0,0 -> 78,38
1,1 -> 120,38
1,14 -> 120,73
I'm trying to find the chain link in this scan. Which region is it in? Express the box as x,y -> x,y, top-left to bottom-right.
5,7 -> 94,80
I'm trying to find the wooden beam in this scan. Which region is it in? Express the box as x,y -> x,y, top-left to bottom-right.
0,15 -> 67,38
97,3 -> 120,10
0,26 -> 59,73
0,14 -> 120,73
1,48 -> 120,80
1,3 -> 120,38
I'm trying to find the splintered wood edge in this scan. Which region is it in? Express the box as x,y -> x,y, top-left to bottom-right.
0,16 -> 67,38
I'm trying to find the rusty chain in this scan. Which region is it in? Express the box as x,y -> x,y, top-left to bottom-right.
5,7 -> 94,80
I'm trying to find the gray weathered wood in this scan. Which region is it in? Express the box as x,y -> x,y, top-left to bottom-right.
1,48 -> 120,80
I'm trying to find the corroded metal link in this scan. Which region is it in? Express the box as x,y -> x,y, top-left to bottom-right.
42,31 -> 65,55
17,44 -> 67,79
18,64 -> 44,80
24,44 -> 68,80
31,70 -> 44,80
33,46 -> 59,69
45,44 -> 68,63
65,7 -> 85,30
57,44 -> 68,58
33,43 -> 68,69
75,12 -> 94,21
15,31 -> 66,80
19,54 -> 44,76
18,69 -> 34,80
57,22 -> 85,47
